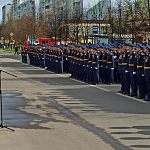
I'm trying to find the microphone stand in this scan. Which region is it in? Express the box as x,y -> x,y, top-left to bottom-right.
0,69 -> 17,132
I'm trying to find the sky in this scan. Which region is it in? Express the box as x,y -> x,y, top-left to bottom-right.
0,0 -> 99,22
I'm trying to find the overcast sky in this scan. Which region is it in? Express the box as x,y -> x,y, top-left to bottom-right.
0,0 -> 102,22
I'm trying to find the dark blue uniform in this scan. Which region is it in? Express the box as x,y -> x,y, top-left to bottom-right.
122,51 -> 130,95
91,52 -> 99,85
118,52 -> 125,93
21,48 -> 27,63
102,52 -> 108,84
144,53 -> 150,101
98,51 -> 103,83
128,51 -> 138,97
137,52 -> 146,99
107,52 -> 114,84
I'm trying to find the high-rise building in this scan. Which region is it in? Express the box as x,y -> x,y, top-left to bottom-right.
12,0 -> 35,20
63,0 -> 83,20
2,4 -> 12,24
39,0 -> 63,19
38,0 -> 83,20
39,0 -> 53,18
85,0 -> 111,20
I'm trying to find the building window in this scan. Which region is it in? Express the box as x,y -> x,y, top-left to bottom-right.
45,5 -> 50,9
74,2 -> 80,8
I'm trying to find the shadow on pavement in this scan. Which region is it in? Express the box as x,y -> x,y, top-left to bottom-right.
1,91 -> 69,130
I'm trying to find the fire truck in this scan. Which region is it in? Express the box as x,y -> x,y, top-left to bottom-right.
34,37 -> 73,45
34,37 -> 56,45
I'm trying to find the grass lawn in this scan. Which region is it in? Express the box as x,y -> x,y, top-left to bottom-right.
0,47 -> 21,54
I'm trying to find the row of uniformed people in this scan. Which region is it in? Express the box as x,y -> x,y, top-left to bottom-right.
45,46 -> 63,73
67,48 -> 99,84
61,46 -> 120,85
28,46 -> 43,67
21,45 -> 120,84
118,45 -> 150,101
21,48 -> 28,63
98,49 -> 120,84
26,46 -> 63,73
66,45 -> 150,101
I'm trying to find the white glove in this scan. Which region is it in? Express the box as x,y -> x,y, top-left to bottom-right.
113,56 -> 117,59
133,72 -> 136,75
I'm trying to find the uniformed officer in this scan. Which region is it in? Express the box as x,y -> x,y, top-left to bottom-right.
122,48 -> 130,95
118,50 -> 125,93
28,46 -> 34,65
102,50 -> 108,84
21,46 -> 27,63
63,46 -> 70,73
83,49 -> 89,82
57,47 -> 63,73
106,50 -> 114,84
136,48 -> 146,99
113,49 -> 120,83
91,50 -> 99,84
87,50 -> 93,83
79,50 -> 84,81
128,47 -> 138,97
98,49 -> 103,83
144,49 -> 150,101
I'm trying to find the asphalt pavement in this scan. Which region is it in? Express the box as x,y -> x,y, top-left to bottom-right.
0,52 -> 150,150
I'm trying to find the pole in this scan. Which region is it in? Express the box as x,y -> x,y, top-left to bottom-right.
54,14 -> 57,45
108,0 -> 113,41
148,0 -> 150,18
0,69 -> 17,131
0,70 -> 3,127
54,1 -> 57,45
148,0 -> 150,42
99,0 -> 101,43
118,0 -> 122,39
64,0 -> 68,45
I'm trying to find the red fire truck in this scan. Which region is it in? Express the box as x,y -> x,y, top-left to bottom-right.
34,37 -> 56,45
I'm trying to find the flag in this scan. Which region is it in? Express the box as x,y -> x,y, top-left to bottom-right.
25,34 -> 29,49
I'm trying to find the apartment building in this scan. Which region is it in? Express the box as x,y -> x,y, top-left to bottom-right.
12,0 -> 35,20
38,0 -> 83,20
2,4 -> 12,24
85,0 -> 111,20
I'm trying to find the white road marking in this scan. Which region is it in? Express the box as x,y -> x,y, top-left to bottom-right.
116,93 -> 148,103
19,62 -> 110,92
55,74 -> 111,92
90,85 -> 110,92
